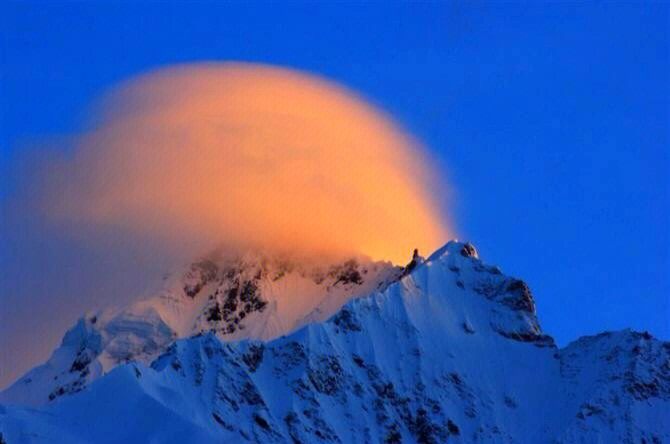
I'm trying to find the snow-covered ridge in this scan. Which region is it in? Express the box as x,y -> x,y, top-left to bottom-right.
1,241 -> 667,443
0,249 -> 404,405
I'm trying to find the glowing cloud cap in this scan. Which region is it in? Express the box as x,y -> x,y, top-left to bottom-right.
43,62 -> 452,263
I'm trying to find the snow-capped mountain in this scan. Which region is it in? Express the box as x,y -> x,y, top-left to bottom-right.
1,241 -> 668,443
0,251 -> 402,406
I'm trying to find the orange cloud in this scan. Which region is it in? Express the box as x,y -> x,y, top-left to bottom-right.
39,62 -> 451,263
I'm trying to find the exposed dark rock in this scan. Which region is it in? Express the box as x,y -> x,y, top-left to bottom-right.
627,379 -> 661,400
402,249 -> 421,276
373,381 -> 396,399
283,412 -> 303,444
409,407 -> 444,444
504,395 -> 517,409
202,275 -> 268,335
253,413 -> 270,430
495,328 -> 555,347
301,408 -> 339,441
69,350 -> 92,373
576,403 -> 604,419
330,260 -> 363,286
47,378 -> 86,402
460,242 -> 477,258
240,381 -> 264,406
308,355 -> 343,395
331,309 -> 362,332
240,280 -> 258,303
503,279 -> 535,313
447,419 -> 460,435
242,343 -> 265,373
384,428 -> 402,443
352,354 -> 365,368
212,412 -> 235,431
183,260 -> 218,298
206,303 -> 222,322
272,342 -> 307,375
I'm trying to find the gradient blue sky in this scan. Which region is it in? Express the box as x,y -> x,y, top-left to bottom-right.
1,2 -> 668,380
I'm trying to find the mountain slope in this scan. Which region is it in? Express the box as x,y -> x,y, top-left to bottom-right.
0,251 -> 401,406
1,241 -> 668,443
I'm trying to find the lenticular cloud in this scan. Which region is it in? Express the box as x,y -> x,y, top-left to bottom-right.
38,62 -> 451,263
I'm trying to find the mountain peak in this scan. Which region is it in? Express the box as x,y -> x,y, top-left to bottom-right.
0,240 -> 544,406
0,247 -> 406,405
427,239 -> 478,261
2,241 -> 667,443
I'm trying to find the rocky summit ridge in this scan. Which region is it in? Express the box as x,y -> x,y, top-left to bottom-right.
1,241 -> 668,443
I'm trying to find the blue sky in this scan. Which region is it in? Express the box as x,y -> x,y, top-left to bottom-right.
1,2 -> 667,380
